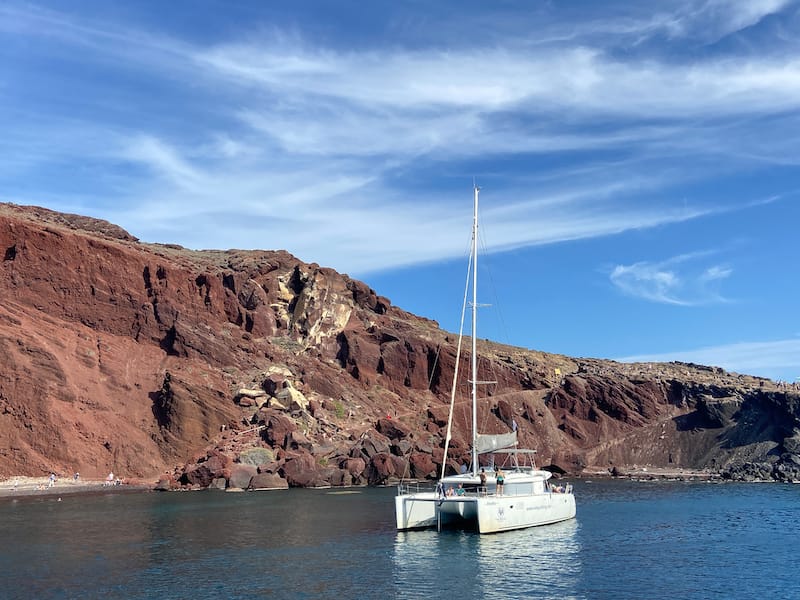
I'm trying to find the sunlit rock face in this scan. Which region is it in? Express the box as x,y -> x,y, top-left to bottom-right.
1,202 -> 799,487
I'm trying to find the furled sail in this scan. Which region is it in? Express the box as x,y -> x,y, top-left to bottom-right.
475,431 -> 517,454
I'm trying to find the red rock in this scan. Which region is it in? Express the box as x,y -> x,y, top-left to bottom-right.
249,472 -> 288,490
376,417 -> 411,440
228,464 -> 257,489
409,452 -> 437,479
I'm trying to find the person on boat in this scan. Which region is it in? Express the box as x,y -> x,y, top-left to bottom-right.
479,468 -> 487,491
495,468 -> 505,496
456,484 -> 466,496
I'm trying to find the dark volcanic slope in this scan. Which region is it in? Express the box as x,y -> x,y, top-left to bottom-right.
1,202 -> 798,486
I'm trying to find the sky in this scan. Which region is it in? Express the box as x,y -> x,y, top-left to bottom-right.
1,0 -> 798,382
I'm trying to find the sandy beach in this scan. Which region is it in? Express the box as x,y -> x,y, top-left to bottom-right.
0,475 -> 154,498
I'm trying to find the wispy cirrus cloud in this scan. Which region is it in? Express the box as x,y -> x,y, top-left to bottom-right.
2,1 -> 800,277
197,42 -> 800,121
609,251 -> 733,305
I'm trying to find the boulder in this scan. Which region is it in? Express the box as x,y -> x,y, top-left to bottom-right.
274,383 -> 309,412
237,447 -> 275,467
367,452 -> 407,484
342,457 -> 366,478
329,469 -> 353,486
181,454 -> 227,487
281,450 -> 318,487
376,417 -> 411,440
286,430 -> 314,452
249,472 -> 288,490
209,477 -> 227,490
228,464 -> 258,489
353,430 -> 391,459
392,439 -> 413,456
409,452 -> 437,479
258,410 -> 297,448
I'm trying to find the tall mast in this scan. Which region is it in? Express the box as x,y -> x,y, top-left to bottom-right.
471,185 -> 479,476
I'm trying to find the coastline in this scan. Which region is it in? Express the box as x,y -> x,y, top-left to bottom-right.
0,476 -> 154,499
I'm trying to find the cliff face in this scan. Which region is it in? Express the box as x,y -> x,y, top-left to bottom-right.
1,202 -> 798,485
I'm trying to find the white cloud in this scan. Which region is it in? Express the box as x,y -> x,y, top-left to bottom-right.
122,135 -> 205,191
609,252 -> 733,305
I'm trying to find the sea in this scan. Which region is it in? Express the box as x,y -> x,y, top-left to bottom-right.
0,479 -> 797,599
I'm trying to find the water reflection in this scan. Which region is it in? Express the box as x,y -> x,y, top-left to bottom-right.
392,519 -> 581,599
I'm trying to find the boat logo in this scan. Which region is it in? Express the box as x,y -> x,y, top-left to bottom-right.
497,507 -> 506,520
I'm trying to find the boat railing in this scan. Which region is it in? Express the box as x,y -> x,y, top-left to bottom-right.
397,481 -> 437,495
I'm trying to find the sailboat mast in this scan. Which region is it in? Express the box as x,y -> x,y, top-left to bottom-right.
471,185 -> 479,477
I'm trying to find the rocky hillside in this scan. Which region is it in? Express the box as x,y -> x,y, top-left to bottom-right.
1,202 -> 798,488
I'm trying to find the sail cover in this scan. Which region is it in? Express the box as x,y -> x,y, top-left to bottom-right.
475,431 -> 518,454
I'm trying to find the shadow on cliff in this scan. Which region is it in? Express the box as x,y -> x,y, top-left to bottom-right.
150,371 -> 172,430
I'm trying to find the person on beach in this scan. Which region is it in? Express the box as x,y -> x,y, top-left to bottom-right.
48,473 -> 56,488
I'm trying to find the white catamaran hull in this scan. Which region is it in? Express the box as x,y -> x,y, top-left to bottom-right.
396,490 -> 576,533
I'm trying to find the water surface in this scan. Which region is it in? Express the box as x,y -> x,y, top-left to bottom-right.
1,480 -> 797,599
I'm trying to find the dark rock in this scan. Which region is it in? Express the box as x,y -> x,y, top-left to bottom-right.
367,452 -> 397,484
259,410 -> 297,448
354,430 -> 391,459
286,430 -> 313,452
376,417 -> 411,440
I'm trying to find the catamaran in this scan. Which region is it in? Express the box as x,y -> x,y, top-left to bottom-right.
395,185 -> 576,534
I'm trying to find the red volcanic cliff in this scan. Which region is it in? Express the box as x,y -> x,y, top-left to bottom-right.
1,202 -> 799,486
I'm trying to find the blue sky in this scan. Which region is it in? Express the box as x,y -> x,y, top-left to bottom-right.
1,1 -> 799,381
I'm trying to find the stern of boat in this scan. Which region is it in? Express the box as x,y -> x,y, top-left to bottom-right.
395,483 -> 438,530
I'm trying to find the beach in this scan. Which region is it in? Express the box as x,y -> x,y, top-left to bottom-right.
0,476 -> 153,498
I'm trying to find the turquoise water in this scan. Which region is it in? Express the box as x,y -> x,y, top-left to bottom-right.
1,480 -> 797,599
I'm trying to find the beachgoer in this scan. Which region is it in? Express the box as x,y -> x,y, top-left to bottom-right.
495,468 -> 505,496
48,473 -> 56,488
